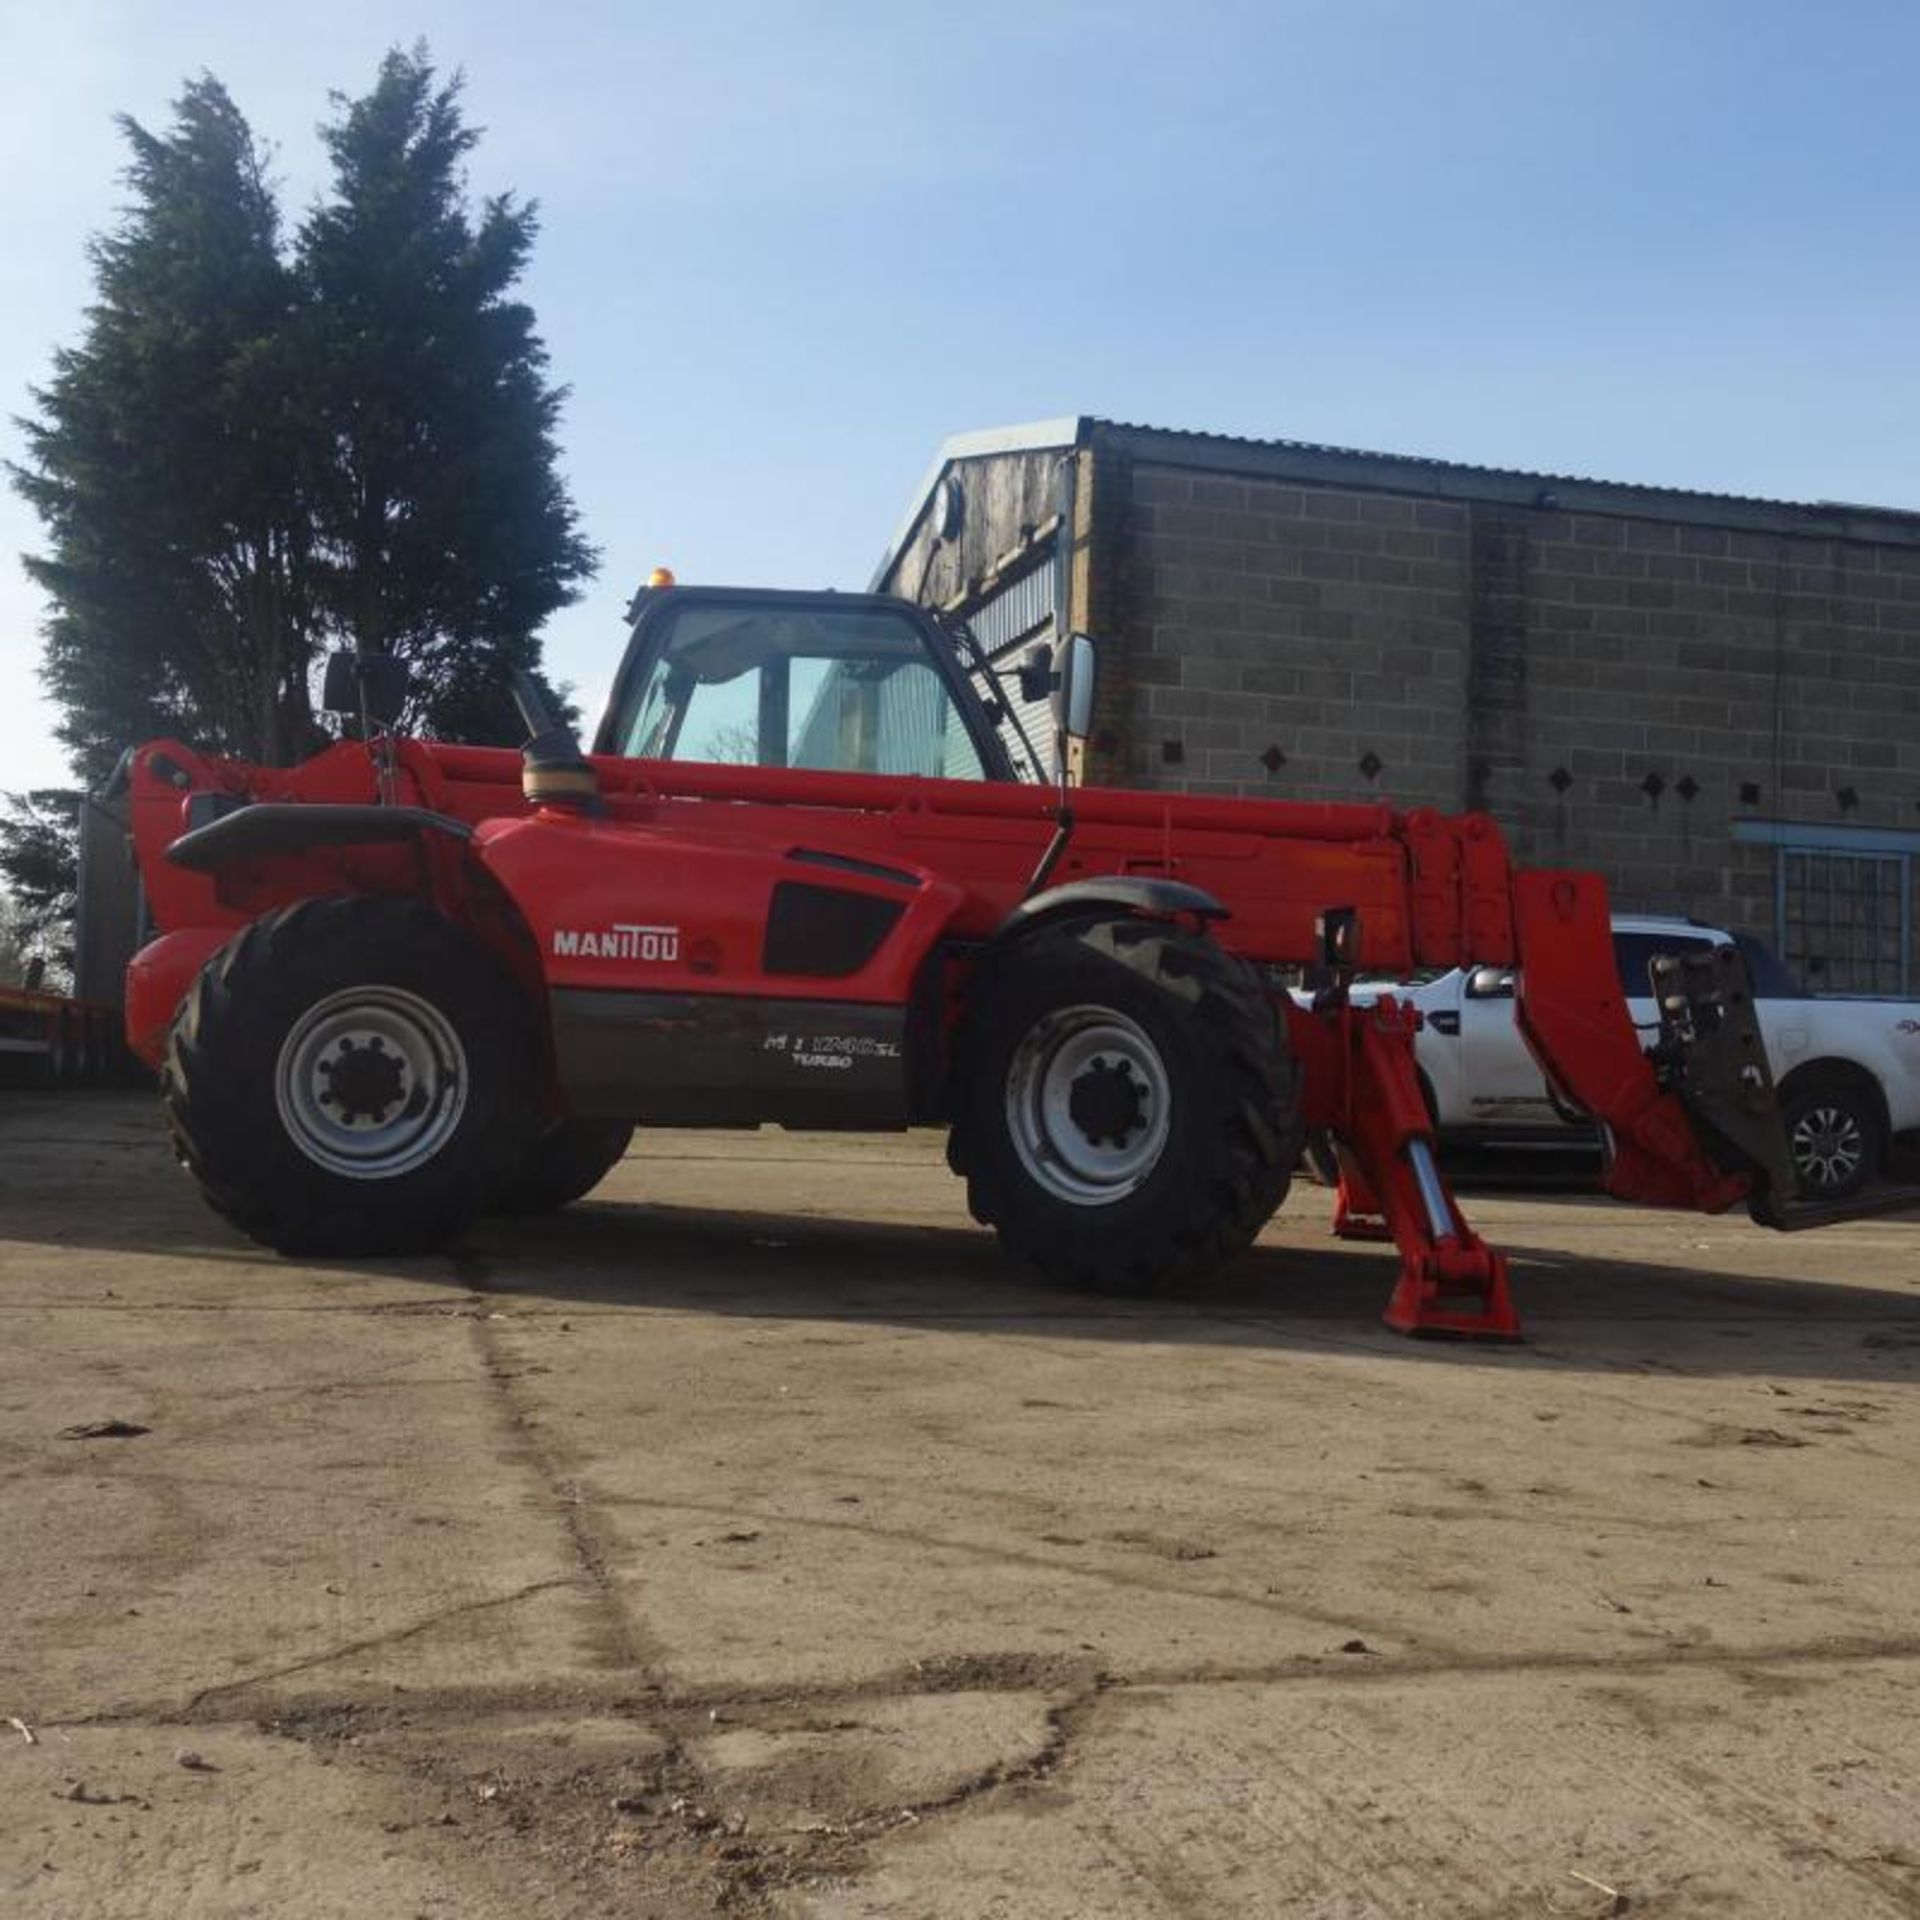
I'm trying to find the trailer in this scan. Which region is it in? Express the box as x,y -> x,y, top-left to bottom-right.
0,979 -> 127,1088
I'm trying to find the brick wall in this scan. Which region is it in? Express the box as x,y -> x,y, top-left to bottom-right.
1118,462 -> 1470,810
1518,516 -> 1920,936
1113,455 -> 1920,948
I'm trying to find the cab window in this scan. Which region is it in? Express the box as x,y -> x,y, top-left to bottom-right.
615,604 -> 986,780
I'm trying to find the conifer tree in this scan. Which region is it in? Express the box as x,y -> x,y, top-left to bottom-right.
12,47 -> 593,787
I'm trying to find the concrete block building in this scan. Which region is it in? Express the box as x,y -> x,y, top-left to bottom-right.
873,418 -> 1920,995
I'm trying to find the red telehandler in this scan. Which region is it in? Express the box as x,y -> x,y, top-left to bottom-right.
120,582 -> 1912,1339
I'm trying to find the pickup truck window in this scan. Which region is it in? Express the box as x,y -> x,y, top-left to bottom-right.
1612,931 -> 1718,996
1731,932 -> 1807,999
1610,929 -> 1808,1001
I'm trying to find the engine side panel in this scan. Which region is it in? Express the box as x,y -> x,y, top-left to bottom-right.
551,991 -> 909,1126
472,811 -> 960,1125
472,813 -> 965,1005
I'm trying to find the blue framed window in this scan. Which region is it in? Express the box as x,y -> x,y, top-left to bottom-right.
1732,821 -> 1916,997
1778,848 -> 1909,995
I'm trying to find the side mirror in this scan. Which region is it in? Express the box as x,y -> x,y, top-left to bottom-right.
322,648 -> 410,729
1466,965 -> 1515,1001
1017,644 -> 1053,704
1052,632 -> 1097,743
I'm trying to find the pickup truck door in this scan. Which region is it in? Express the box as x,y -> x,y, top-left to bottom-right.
1456,965 -> 1562,1126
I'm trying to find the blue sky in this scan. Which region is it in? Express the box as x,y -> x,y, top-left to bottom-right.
4,0 -> 1918,791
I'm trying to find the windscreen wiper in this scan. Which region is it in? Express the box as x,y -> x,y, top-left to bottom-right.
943,617 -> 1046,783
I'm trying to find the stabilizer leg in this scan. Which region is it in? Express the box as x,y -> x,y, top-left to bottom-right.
1377,1134 -> 1519,1340
1330,1152 -> 1392,1242
1326,999 -> 1521,1341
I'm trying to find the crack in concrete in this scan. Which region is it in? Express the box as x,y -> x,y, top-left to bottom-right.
66,1624 -> 1920,1741
842,1673 -> 1102,1834
48,1624 -> 1920,1915
586,1488 -> 1443,1653
280,1663 -> 1104,1917
176,1576 -> 587,1714
456,1249 -> 657,1675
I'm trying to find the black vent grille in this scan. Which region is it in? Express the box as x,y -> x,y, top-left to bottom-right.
764,883 -> 905,978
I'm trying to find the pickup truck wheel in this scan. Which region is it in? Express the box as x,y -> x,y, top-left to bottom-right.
1780,1075 -> 1882,1203
495,1118 -> 635,1214
949,916 -> 1302,1293
163,896 -> 537,1256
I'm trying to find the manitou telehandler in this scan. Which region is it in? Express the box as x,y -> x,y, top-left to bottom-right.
120,580 -> 1913,1340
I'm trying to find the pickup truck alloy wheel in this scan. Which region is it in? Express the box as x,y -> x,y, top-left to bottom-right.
1005,1005 -> 1172,1204
275,986 -> 469,1180
1788,1100 -> 1868,1198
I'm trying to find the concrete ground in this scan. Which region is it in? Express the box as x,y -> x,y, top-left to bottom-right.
4,1091 -> 1920,1919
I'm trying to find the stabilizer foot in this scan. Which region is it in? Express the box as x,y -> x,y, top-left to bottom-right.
1382,1246 -> 1520,1341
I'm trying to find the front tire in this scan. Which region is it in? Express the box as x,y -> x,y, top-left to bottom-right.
163,896 -> 537,1256
949,916 -> 1302,1293
497,1117 -> 635,1214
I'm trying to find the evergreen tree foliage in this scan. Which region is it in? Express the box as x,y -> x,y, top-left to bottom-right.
300,51 -> 594,743
0,791 -> 81,976
0,899 -> 28,989
11,47 -> 594,792
14,79 -> 307,785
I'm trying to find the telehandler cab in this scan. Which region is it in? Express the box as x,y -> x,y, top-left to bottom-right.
122,580 -> 1913,1340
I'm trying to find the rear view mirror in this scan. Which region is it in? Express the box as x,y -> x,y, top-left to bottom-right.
1466,965 -> 1515,1000
322,648 -> 410,729
1052,632 -> 1097,743
1017,644 -> 1053,704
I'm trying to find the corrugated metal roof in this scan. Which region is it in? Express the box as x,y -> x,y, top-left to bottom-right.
1086,417 -> 1920,520
872,415 -> 1920,588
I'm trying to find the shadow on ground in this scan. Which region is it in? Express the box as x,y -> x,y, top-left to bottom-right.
6,1091 -> 1919,1386
458,1198 -> 1920,1381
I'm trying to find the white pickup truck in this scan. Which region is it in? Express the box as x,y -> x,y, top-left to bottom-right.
1347,914 -> 1920,1200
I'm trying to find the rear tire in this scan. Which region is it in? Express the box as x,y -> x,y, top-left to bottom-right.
163,895 -> 537,1256
497,1118 -> 635,1214
948,916 -> 1302,1293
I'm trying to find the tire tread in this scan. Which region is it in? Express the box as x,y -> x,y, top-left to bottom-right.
162,895 -> 534,1256
948,916 -> 1303,1293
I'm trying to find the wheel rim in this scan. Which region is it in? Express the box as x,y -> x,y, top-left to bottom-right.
1790,1103 -> 1865,1195
1004,1005 -> 1172,1206
274,985 -> 468,1180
